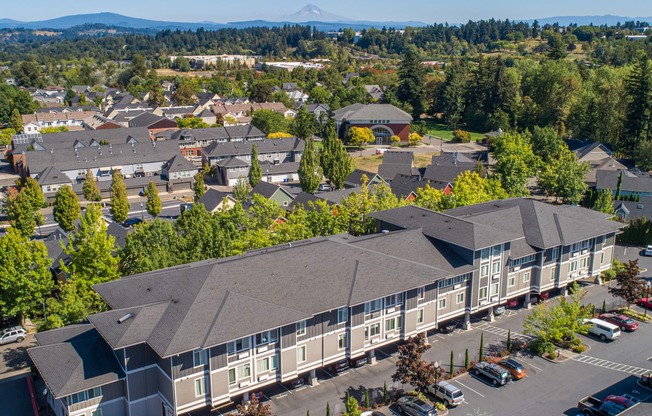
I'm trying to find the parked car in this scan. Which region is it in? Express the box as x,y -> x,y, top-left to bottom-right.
584,318 -> 621,341
439,321 -> 458,334
0,326 -> 27,345
472,361 -> 511,386
494,306 -> 506,316
122,217 -> 143,227
578,394 -> 640,416
427,380 -> 464,407
492,358 -> 526,380
604,395 -> 636,409
350,356 -> 367,368
361,412 -> 387,416
250,391 -> 264,401
637,298 -> 652,309
289,378 -> 305,389
599,314 -> 639,332
506,299 -> 519,308
396,396 -> 436,416
318,184 -> 334,192
644,245 -> 652,256
333,359 -> 350,372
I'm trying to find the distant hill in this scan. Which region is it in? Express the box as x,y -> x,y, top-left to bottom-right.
278,4 -> 345,23
522,14 -> 652,26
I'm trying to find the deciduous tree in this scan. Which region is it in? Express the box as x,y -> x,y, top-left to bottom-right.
119,219 -> 179,275
82,170 -> 101,202
233,176 -> 251,201
608,260 -> 645,309
193,172 -> 205,201
110,171 -> 130,223
392,333 -> 437,394
53,185 -> 81,232
146,181 -> 162,217
6,190 -> 36,236
248,145 -> 262,187
346,126 -> 374,148
251,109 -> 288,135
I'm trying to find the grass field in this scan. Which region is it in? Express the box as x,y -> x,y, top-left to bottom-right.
424,119 -> 486,142
352,152 -> 439,173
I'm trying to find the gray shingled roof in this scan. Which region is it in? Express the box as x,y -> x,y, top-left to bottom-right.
378,163 -> 415,182
12,127 -> 150,154
383,151 -> 414,165
248,181 -> 291,200
35,166 -> 72,186
334,103 -> 412,122
285,191 -> 333,212
422,162 -> 475,184
613,196 -> 652,221
344,169 -> 385,188
89,231 -> 459,357
163,154 -> 198,173
202,137 -> 303,158
128,112 -> 173,128
596,170 -> 652,194
28,324 -> 125,399
390,174 -> 432,200
216,157 -> 249,168
197,189 -> 235,212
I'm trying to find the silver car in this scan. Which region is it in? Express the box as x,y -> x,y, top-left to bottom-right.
397,396 -> 436,416
0,326 -> 27,345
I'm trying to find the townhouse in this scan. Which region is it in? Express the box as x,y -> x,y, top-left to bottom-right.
171,126 -> 266,161
29,198 -> 621,416
22,111 -> 99,133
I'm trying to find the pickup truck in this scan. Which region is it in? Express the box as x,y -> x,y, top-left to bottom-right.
577,395 -> 639,416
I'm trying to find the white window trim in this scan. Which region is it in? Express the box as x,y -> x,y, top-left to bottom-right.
296,320 -> 306,336
338,333 -> 348,350
337,307 -> 348,324
456,293 -> 464,304
417,308 -> 424,324
193,349 -> 207,367
297,345 -> 307,363
194,377 -> 206,397
438,298 -> 446,309
523,272 -> 530,283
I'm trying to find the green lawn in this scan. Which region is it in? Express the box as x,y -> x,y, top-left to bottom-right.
424,120 -> 486,142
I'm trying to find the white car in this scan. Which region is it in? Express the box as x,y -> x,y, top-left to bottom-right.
644,245 -> 652,257
0,326 -> 27,345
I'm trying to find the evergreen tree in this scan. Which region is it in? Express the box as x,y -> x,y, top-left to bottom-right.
82,170 -> 101,202
233,177 -> 252,201
397,50 -> 425,120
593,190 -> 615,215
109,171 -> 130,223
623,52 -> 652,153
507,329 -> 512,351
615,171 -> 623,200
193,172 -> 205,201
383,382 -> 388,403
326,402 -> 331,416
547,35 -> 568,60
320,125 -> 353,189
439,59 -> 469,128
9,108 -> 23,132
465,348 -> 469,369
0,227 -> 54,323
146,181 -> 162,217
248,145 -> 262,187
450,350 -> 455,375
298,138 -> 323,193
53,185 -> 81,232
365,390 -> 370,409
291,106 -> 317,140
479,332 -> 484,361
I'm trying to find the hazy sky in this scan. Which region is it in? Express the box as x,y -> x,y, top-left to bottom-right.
2,0 -> 652,23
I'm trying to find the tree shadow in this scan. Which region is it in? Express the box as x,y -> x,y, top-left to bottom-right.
1,345 -> 32,372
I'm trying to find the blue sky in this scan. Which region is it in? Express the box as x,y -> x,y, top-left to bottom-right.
2,1 -> 652,23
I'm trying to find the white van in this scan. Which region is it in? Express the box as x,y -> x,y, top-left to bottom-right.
584,318 -> 621,341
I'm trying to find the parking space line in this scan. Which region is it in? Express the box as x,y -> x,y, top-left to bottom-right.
527,362 -> 543,372
278,383 -> 292,393
573,354 -> 651,375
376,348 -> 392,358
321,368 -> 337,378
454,380 -> 486,398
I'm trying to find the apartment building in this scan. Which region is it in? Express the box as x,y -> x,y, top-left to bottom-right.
28,198 -> 621,416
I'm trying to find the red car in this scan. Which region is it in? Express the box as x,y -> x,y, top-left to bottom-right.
599,314 -> 639,332
605,395 -> 636,409
637,298 -> 652,309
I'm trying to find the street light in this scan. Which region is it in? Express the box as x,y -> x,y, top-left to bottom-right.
645,281 -> 651,318
434,361 -> 440,387
140,203 -> 144,221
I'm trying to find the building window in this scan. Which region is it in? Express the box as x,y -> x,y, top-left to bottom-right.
236,364 -> 251,380
492,245 -> 501,258
508,276 -> 515,287
550,267 -> 556,282
552,247 -> 559,260
364,323 -> 380,340
481,248 -> 490,261
601,253 -> 604,264
338,307 -> 348,324
256,329 -> 278,346
456,293 -> 464,304
580,257 -> 587,268
338,333 -> 348,350
523,272 -> 530,283
438,298 -> 446,309
296,320 -> 306,336
385,316 -> 401,331
271,355 -> 278,370
491,283 -> 500,296
227,337 -> 250,356
492,262 -> 501,274
417,287 -> 425,299
570,261 -> 578,272
479,287 -> 488,299
365,299 -> 382,314
69,392 -> 86,405
228,369 -> 236,385
480,264 -> 489,277
91,410 -> 102,416
511,254 -> 537,267
193,349 -> 208,367
194,377 -> 206,397
297,346 -> 307,363
385,293 -> 403,307
257,357 -> 270,373
87,387 -> 102,400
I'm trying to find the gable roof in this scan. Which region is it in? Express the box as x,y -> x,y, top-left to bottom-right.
28,324 -> 125,399
35,166 -> 72,186
286,191 -> 334,212
390,174 -> 434,200
202,137 -> 304,158
163,154 -> 198,173
248,181 -> 294,200
197,188 -> 235,212
613,196 -> 652,221
336,103 -> 412,122
596,170 -> 652,193
344,169 -> 386,188
128,112 -> 175,128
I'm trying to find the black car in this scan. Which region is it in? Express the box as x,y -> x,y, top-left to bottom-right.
289,378 -> 305,389
123,218 -> 143,227
334,359 -> 350,372
439,321 -> 458,334
350,356 -> 367,368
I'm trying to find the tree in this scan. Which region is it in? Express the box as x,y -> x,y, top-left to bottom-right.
635,139 -> 652,171
364,390 -> 370,409
109,171 -> 130,223
193,172 -> 205,201
172,83 -> 197,106
326,402 -> 331,416
408,133 -> 422,146
119,219 -> 179,276
547,34 -> 567,60
557,283 -> 593,340
465,348 -> 469,369
537,147 -> 591,204
233,177 -> 252,201
298,138 -> 322,193
21,177 -> 44,210
438,59 -> 469,128
0,228 -> 54,323
290,106 -> 317,140
62,204 -> 119,310
147,85 -> 166,107
479,333 -> 484,361
347,126 -> 374,148
9,109 -> 22,132
249,82 -> 273,103
344,395 -> 361,416
177,117 -> 210,129
320,125 -> 353,189
622,52 -> 652,153
506,329 -> 511,351
130,54 -> 148,79
42,281 -> 87,329
593,190 -> 615,215
234,396 -> 275,416
248,145 -> 262,188
82,170 -> 101,202
523,301 -> 567,350
491,132 -> 540,196
608,260 -> 645,310
450,350 -> 455,375
449,171 -> 509,208
392,333 -> 438,394
53,185 -> 81,232
6,190 -> 36,237
251,109 -> 288,135
383,382 -> 388,403
146,181 -> 162,217
397,50 -> 425,119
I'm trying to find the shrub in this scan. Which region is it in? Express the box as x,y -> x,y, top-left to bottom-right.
390,135 -> 401,147
435,402 -> 447,411
573,345 -> 586,353
528,338 -> 547,355
547,352 -> 557,360
571,338 -> 582,347
408,133 -> 422,146
468,360 -> 478,370
452,129 -> 471,143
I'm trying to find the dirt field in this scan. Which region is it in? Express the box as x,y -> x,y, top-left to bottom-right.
352,152 -> 439,173
155,68 -> 217,78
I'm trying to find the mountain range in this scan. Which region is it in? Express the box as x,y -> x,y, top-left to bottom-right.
0,5 -> 650,32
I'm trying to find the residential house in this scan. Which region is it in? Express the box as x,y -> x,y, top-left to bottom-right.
248,181 -> 295,208
596,170 -> 652,198
128,113 -> 178,135
84,115 -> 123,131
334,104 -> 412,144
171,126 -> 266,161
285,90 -> 309,104
364,85 -> 384,101
22,111 -> 98,133
389,174 -> 434,202
285,192 -> 334,212
29,199 -> 620,416
202,137 -> 304,186
613,196 -> 652,222
421,152 -> 479,194
344,169 -> 387,188
214,103 -> 295,125
197,189 -> 237,213
300,103 -> 330,122
377,151 -> 419,182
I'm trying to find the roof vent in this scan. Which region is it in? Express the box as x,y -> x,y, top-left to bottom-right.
117,313 -> 133,324
381,230 -> 389,234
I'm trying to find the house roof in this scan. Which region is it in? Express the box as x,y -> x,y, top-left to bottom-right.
613,196 -> 652,221
202,137 -> 303,158
378,164 -> 417,182
286,191 -> 333,212
334,103 -> 412,122
107,222 -> 128,249
344,169 -> 385,188
13,127 -> 150,154
596,170 -> 652,194
87,229 -> 459,358
197,189 -> 235,212
216,157 -> 249,168
35,166 -> 71,186
248,181 -> 294,200
128,112 -> 175,128
28,324 -> 125,399
390,174 -> 433,200
382,151 -> 414,165
422,161 -> 475,185
163,154 -> 198,173
315,187 -> 361,204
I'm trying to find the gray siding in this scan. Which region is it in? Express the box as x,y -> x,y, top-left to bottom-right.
405,289 -> 418,310
351,305 -> 365,327
125,344 -> 157,371
127,366 -> 161,401
173,351 -> 208,379
68,380 -> 125,413
210,344 -> 228,369
281,324 -> 297,348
